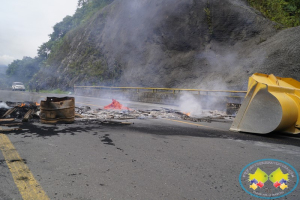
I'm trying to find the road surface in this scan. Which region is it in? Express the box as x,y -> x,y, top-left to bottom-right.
0,90 -> 299,200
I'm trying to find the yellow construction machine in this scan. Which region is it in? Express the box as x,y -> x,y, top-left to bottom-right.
230,73 -> 300,134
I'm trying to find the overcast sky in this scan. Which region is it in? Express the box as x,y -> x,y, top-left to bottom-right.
0,0 -> 78,66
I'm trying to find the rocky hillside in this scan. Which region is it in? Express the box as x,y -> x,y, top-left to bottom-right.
34,0 -> 300,90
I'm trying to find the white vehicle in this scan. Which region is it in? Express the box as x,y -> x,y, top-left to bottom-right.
12,82 -> 25,91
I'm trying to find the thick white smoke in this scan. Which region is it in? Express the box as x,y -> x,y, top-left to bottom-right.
0,102 -> 10,109
178,92 -> 202,116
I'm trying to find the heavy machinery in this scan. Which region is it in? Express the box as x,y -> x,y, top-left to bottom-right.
230,73 -> 300,134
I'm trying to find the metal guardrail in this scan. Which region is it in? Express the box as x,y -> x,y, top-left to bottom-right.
74,86 -> 247,98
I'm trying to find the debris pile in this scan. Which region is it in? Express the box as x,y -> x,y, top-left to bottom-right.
0,101 -> 40,120
0,101 -> 40,131
0,98 -> 235,132
226,103 -> 241,115
76,107 -> 179,120
75,105 -> 233,124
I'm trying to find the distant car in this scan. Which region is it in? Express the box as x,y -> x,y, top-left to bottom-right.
12,82 -> 25,91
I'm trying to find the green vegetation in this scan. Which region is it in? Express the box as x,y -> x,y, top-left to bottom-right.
248,0 -> 300,27
6,0 -> 114,90
0,66 -> 9,89
9,0 -> 299,90
38,0 -> 113,60
0,77 -> 9,89
204,3 -> 213,35
39,89 -> 69,94
6,57 -> 42,84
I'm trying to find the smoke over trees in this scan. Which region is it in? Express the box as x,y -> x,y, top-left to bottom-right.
5,0 -> 114,89
4,0 -> 300,91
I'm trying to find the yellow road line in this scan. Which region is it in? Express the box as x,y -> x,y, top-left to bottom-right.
0,134 -> 50,200
164,119 -> 226,131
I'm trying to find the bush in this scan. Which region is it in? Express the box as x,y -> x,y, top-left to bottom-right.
248,0 -> 300,27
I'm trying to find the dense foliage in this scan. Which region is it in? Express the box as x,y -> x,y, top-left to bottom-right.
248,0 -> 300,27
5,0 -> 300,89
6,0 -> 113,88
38,0 -> 113,59
6,57 -> 42,84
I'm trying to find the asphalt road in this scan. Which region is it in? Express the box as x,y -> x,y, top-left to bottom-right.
0,90 -> 300,200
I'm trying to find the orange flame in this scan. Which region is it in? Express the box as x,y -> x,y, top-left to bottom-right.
35,102 -> 40,106
183,112 -> 191,116
104,99 -> 131,110
18,103 -> 26,107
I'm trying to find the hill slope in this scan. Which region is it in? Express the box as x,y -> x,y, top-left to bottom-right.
34,0 -> 300,90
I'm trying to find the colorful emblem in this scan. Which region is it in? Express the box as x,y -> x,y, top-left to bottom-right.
240,159 -> 299,199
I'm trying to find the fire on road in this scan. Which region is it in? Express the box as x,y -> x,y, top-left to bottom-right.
0,90 -> 300,199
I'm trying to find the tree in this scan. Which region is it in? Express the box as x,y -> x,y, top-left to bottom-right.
77,0 -> 90,8
49,16 -> 74,41
6,57 -> 41,84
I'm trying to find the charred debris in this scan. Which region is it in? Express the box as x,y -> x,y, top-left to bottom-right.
0,98 -> 238,132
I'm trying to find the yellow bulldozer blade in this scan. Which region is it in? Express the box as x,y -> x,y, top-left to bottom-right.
230,73 -> 300,134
